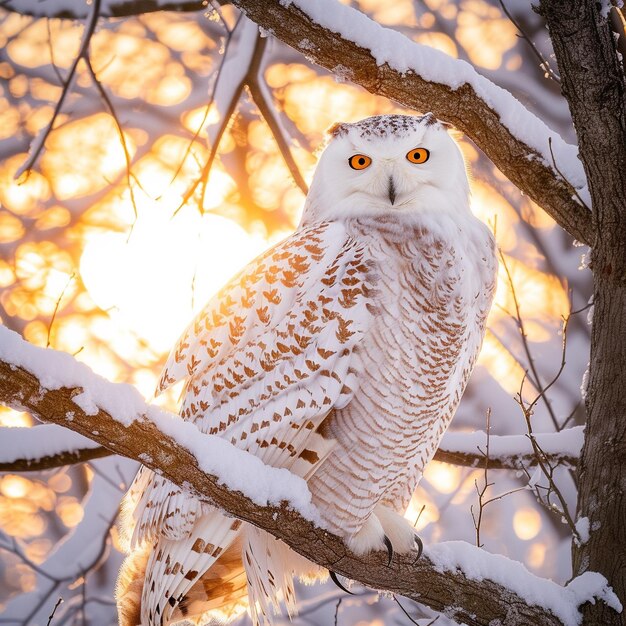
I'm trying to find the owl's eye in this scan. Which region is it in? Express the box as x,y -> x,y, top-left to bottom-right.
348,154 -> 372,170
406,148 -> 430,164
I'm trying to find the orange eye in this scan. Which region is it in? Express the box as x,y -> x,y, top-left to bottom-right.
406,148 -> 430,164
348,154 -> 372,170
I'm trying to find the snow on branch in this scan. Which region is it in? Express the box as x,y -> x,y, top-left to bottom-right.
0,327 -> 617,626
438,427 -> 583,470
3,0 -> 594,244
0,424 -> 110,471
229,0 -> 593,246
0,425 -> 581,473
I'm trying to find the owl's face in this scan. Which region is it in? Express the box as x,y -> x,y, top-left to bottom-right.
303,114 -> 471,225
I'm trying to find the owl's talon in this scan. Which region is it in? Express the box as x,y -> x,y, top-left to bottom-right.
383,534 -> 394,566
413,534 -> 424,562
329,570 -> 354,595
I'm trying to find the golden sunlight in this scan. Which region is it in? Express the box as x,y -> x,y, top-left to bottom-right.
513,507 -> 542,540
423,461 -> 462,494
80,211 -> 267,353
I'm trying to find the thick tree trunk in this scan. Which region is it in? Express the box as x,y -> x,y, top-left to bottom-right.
578,276 -> 626,624
538,1 -> 626,623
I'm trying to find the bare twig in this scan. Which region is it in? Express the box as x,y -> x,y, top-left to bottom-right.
497,0 -> 560,82
16,0 -> 102,179
471,409 -> 494,548
166,16 -> 239,189
498,249 -> 562,431
46,597 -> 63,626
83,55 -> 143,222
247,76 -> 309,194
333,598 -> 342,626
47,272 -> 74,349
471,410 -> 527,547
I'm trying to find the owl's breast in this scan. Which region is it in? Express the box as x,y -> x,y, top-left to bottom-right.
333,215 -> 493,460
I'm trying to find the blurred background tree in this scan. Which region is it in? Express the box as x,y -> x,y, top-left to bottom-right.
0,0 -> 623,624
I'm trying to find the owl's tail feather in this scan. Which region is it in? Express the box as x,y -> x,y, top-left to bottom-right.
117,516 -> 325,626
143,512 -> 243,625
116,544 -> 151,626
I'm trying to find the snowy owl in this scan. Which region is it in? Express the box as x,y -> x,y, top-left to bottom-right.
116,113 -> 497,626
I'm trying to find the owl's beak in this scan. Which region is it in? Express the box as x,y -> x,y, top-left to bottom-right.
388,176 -> 396,206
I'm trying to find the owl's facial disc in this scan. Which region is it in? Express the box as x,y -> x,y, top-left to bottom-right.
302,114 -> 471,225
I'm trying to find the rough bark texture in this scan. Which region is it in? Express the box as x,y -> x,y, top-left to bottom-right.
538,1 -> 626,624
0,358 -> 570,626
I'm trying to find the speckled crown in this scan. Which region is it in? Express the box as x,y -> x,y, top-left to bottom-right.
328,113 -> 438,140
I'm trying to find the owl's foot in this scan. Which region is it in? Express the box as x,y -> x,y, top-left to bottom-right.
346,513 -> 387,556
413,534 -> 424,562
328,570 -> 355,595
383,534 -> 394,566
374,505 -> 416,555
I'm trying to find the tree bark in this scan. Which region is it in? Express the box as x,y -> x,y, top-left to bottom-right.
538,1 -> 626,623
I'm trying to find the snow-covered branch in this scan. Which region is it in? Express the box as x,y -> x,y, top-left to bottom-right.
0,425 -> 581,473
0,424 -> 109,472
226,0 -> 593,245
3,0 -> 594,244
438,428 -> 582,470
0,328 -> 617,626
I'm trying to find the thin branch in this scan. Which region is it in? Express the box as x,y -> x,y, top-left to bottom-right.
498,249 -> 562,431
47,273 -> 74,349
15,0 -> 102,179
0,425 -> 581,473
497,0 -> 560,82
83,55 -> 143,222
248,76 -> 309,195
46,598 -> 63,626
1,0 -> 206,18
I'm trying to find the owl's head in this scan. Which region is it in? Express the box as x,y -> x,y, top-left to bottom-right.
302,114 -> 470,225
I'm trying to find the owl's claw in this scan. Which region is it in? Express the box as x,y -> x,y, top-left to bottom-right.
383,534 -> 394,566
413,534 -> 424,562
329,570 -> 355,595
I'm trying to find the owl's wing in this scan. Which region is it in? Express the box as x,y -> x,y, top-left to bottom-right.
128,220 -> 376,547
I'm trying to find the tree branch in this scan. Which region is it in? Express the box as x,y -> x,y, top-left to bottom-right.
0,0 -> 205,19
0,330 -> 613,626
227,0 -> 593,245
0,425 -> 580,473
0,425 -> 110,472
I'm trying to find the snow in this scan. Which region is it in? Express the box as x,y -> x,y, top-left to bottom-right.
427,541 -> 622,625
575,517 -> 590,545
0,327 -> 317,519
0,424 -> 100,464
440,427 -> 584,464
206,17 -> 259,149
284,0 -> 590,203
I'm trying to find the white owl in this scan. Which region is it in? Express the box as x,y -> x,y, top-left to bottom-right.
116,113 -> 497,626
